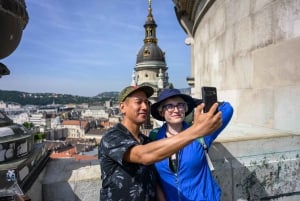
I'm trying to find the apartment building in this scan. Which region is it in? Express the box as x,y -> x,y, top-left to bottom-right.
59,120 -> 89,138
81,108 -> 108,119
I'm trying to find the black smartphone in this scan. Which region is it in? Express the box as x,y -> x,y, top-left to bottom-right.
201,86 -> 218,113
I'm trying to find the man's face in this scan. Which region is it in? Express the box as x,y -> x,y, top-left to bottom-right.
120,90 -> 150,125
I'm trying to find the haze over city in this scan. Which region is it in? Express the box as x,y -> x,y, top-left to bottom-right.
0,0 -> 191,97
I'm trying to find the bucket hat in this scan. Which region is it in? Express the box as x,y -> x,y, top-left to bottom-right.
151,88 -> 196,121
118,85 -> 154,104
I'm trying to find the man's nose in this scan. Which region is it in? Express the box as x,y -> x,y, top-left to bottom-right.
142,101 -> 149,109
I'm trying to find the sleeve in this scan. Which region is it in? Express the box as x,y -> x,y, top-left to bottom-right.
99,131 -> 137,165
205,101 -> 234,147
148,128 -> 160,141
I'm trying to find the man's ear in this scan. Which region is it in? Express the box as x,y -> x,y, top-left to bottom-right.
119,102 -> 126,114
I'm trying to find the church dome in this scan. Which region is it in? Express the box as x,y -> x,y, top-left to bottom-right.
136,43 -> 165,63
0,0 -> 29,59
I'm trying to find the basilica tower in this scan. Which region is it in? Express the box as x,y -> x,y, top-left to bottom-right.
131,0 -> 172,103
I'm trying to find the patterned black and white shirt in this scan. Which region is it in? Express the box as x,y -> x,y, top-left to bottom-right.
98,123 -> 157,201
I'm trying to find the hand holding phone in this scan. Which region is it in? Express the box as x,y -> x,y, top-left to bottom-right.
202,86 -> 218,114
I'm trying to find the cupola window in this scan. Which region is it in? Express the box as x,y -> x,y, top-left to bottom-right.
144,49 -> 150,57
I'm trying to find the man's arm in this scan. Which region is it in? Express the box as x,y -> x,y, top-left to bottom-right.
124,103 -> 222,165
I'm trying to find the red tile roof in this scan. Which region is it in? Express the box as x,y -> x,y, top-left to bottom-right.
50,147 -> 97,161
62,120 -> 89,128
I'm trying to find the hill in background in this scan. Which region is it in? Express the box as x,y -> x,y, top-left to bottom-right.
0,88 -> 190,106
0,90 -> 119,105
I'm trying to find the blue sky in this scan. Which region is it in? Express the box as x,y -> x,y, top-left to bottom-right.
1,0 -> 190,97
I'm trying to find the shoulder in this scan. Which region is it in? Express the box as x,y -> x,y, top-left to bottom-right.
101,124 -> 125,142
218,102 -> 234,116
149,127 -> 160,141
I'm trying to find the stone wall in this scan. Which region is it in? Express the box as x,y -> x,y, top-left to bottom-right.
173,0 -> 300,199
213,124 -> 300,200
190,0 -> 300,133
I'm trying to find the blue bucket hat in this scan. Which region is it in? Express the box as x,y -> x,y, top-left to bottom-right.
151,88 -> 196,121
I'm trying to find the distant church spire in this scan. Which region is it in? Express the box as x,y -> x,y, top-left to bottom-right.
148,0 -> 152,10
131,0 -> 173,129
133,0 -> 172,94
144,0 -> 157,44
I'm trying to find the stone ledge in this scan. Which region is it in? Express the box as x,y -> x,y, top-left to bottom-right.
42,158 -> 100,184
215,123 -> 299,143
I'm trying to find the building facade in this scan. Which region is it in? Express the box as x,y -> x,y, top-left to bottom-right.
132,0 -> 174,129
173,0 -> 300,200
60,120 -> 89,138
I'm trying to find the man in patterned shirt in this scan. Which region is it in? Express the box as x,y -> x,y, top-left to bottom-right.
98,85 -> 222,201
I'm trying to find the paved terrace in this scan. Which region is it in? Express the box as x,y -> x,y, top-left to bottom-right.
26,148 -> 100,201
26,124 -> 299,201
